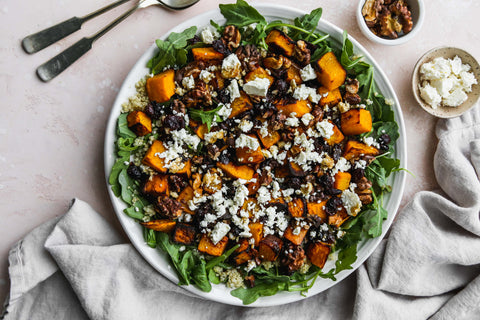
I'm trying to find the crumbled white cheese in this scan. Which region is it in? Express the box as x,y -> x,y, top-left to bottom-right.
331,157 -> 351,175
285,113 -> 300,127
235,134 -> 260,151
211,222 -> 231,244
222,54 -> 242,79
301,113 -> 314,126
238,119 -> 254,132
316,120 -> 334,139
203,129 -> 225,144
217,103 -> 232,119
200,26 -> 220,44
182,75 -> 195,90
199,70 -> 214,83
293,84 -> 322,103
419,83 -> 442,109
256,186 -> 271,204
227,79 -> 241,103
443,88 -> 468,107
243,77 -> 270,97
341,189 -> 362,216
419,56 -> 477,108
300,64 -> 317,82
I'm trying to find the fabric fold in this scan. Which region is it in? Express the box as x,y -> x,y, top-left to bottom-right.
3,105 -> 480,319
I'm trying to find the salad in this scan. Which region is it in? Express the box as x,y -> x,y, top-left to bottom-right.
109,0 -> 401,305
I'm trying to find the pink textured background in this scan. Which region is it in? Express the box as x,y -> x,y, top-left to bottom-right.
1,0 -> 479,305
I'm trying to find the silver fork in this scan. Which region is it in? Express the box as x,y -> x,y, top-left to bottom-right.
31,0 -> 199,82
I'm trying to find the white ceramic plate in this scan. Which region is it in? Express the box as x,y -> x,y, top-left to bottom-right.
104,4 -> 407,307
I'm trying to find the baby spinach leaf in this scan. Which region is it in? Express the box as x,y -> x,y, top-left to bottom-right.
231,281 -> 285,305
335,244 -> 357,273
143,228 -> 157,248
117,113 -> 136,139
192,259 -> 212,292
118,169 -> 134,205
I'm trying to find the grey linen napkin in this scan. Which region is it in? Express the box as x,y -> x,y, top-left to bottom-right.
3,107 -> 480,320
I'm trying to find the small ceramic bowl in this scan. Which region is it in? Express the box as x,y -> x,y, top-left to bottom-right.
356,0 -> 425,46
412,47 -> 480,118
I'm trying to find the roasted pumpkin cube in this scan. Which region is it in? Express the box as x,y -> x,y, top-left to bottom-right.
170,159 -> 191,177
249,222 -> 264,245
236,135 -> 264,164
259,235 -> 283,261
288,161 -> 306,177
127,111 -> 152,136
217,162 -> 255,180
256,126 -> 281,149
229,91 -> 253,118
285,64 -> 303,85
233,249 -> 255,265
343,140 -> 380,161
325,122 -> 345,146
202,168 -> 222,194
284,223 -> 309,245
142,140 -> 167,173
318,87 -> 342,107
307,201 -> 327,222
244,67 -> 274,86
328,208 -> 350,228
315,52 -> 347,91
172,223 -> 196,245
197,234 -> 228,256
307,242 -> 331,268
246,173 -> 260,195
333,172 -> 351,191
340,108 -> 373,135
191,47 -> 224,61
288,197 -> 306,218
146,69 -> 175,103
141,219 -> 176,233
276,100 -> 311,117
266,29 -> 295,57
177,185 -> 195,214
142,174 -> 169,197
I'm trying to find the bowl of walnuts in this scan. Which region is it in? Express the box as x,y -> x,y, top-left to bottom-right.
356,0 -> 425,45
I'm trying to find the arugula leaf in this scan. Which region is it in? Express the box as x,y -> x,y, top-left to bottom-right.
291,8 -> 323,41
188,105 -> 224,131
148,26 -> 197,74
205,244 -> 240,271
219,0 -> 267,27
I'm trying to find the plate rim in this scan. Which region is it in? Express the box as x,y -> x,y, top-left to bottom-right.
104,3 -> 407,307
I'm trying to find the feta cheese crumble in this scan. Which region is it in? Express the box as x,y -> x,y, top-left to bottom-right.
243,77 -> 270,97
419,56 -> 477,108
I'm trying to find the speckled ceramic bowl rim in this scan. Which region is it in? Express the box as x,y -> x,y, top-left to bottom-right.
356,0 -> 425,46
411,46 -> 480,118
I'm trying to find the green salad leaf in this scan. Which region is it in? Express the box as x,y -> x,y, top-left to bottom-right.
109,0 -> 403,305
147,26 -> 197,75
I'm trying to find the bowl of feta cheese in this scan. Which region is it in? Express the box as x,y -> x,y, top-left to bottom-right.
412,46 -> 480,118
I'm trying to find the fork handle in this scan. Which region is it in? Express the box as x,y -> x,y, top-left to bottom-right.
21,0 -> 131,54
36,37 -> 93,82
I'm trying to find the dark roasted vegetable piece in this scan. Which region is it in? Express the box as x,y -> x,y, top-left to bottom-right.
258,235 -> 283,261
172,223 -> 196,245
127,110 -> 152,136
265,29 -> 295,57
